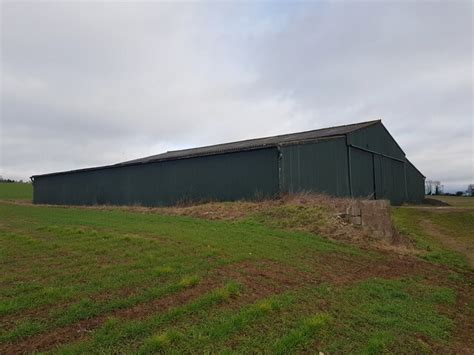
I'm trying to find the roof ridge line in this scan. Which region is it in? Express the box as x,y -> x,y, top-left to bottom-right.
165,119 -> 381,154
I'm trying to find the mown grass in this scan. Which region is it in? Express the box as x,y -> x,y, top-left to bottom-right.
0,188 -> 472,353
0,182 -> 32,200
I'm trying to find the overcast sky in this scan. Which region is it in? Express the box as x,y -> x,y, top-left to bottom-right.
1,1 -> 472,192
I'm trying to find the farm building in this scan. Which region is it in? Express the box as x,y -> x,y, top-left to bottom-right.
32,120 -> 425,206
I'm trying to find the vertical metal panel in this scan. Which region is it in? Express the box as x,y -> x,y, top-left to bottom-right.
376,157 -> 406,205
405,160 -> 425,203
373,154 -> 383,199
280,138 -> 350,196
349,147 -> 409,205
350,148 -> 375,198
33,148 -> 279,206
347,142 -> 353,197
347,122 -> 421,205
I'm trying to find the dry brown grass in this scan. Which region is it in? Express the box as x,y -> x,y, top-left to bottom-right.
149,193 -> 415,253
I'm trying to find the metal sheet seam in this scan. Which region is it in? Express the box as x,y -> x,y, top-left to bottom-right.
346,135 -> 353,197
348,144 -> 406,162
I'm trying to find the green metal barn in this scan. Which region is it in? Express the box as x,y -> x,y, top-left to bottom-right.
32,120 -> 425,206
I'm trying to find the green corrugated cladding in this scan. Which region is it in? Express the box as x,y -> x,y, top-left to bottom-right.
280,137 -> 350,196
346,123 -> 416,205
405,159 -> 425,203
374,154 -> 407,205
33,148 -> 280,206
347,123 -> 405,159
33,122 -> 425,206
350,148 -> 375,198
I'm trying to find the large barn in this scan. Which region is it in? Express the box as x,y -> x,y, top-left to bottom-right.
32,120 -> 425,206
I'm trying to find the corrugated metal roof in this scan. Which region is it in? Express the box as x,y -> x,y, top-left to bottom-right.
32,119 -> 380,178
118,120 -> 380,165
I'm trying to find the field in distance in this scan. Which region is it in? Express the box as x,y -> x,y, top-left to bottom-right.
0,183 -> 473,354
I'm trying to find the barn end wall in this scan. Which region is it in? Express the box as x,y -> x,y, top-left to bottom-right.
346,123 -> 411,205
279,137 -> 350,196
278,122 -> 423,205
405,159 -> 425,203
33,148 -> 280,206
347,122 -> 405,160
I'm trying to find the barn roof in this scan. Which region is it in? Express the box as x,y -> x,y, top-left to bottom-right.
118,119 -> 380,165
32,119 -> 380,178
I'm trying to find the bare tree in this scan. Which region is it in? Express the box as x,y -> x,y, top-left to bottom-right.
425,180 -> 442,195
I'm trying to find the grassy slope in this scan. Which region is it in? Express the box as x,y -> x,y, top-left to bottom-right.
0,188 -> 472,353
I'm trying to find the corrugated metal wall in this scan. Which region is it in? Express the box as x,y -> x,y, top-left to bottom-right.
278,128 -> 420,205
350,148 -> 375,198
346,124 -> 411,205
347,147 -> 409,205
405,159 -> 425,203
280,137 -> 350,196
347,123 -> 405,159
33,122 -> 425,206
375,155 -> 407,205
33,148 -> 279,206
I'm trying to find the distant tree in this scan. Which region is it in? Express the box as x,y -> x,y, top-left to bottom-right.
425,180 -> 443,195
456,191 -> 463,196
468,184 -> 474,196
425,180 -> 433,195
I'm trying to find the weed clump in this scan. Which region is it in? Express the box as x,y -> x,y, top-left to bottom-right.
215,282 -> 241,301
273,312 -> 332,354
154,266 -> 174,276
178,275 -> 200,288
140,330 -> 182,353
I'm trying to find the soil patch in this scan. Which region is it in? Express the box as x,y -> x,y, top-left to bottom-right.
423,198 -> 451,206
0,260 -> 309,354
2,252 -> 468,354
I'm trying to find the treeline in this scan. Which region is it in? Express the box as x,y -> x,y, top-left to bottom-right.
0,177 -> 29,183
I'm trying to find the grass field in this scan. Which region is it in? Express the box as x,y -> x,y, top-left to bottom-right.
0,184 -> 472,354
428,195 -> 474,208
0,183 -> 32,200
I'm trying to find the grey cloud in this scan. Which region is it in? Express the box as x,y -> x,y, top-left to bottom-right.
1,1 -> 472,192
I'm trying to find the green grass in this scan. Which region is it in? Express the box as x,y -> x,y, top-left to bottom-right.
62,279 -> 455,354
251,204 -> 331,234
0,182 -> 32,200
273,313 -> 333,354
392,207 -> 472,269
211,279 -> 455,354
0,183 -> 471,353
0,201 -> 358,349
